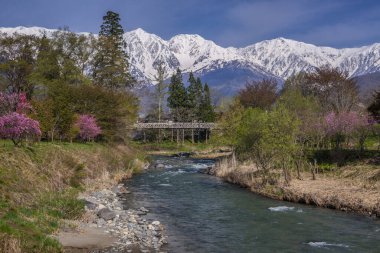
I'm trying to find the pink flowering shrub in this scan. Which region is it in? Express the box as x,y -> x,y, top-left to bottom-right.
0,112 -> 41,145
75,114 -> 101,141
0,92 -> 32,116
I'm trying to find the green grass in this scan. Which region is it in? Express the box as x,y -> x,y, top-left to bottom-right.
0,189 -> 84,253
0,140 -> 136,252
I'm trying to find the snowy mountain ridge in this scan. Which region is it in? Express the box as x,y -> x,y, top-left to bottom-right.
1,26 -> 380,84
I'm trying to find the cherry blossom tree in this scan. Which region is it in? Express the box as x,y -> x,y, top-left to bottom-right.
0,92 -> 32,116
325,111 -> 370,149
0,112 -> 41,145
76,114 -> 101,141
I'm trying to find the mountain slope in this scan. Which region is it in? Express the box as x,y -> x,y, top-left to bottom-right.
1,26 -> 380,93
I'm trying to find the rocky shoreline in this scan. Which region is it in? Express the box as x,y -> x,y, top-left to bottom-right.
59,184 -> 168,253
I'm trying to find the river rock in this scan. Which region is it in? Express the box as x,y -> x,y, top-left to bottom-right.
83,200 -> 98,210
155,163 -> 165,169
97,208 -> 116,221
151,221 -> 160,226
139,207 -> 149,213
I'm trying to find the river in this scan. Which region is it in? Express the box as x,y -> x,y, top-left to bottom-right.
123,156 -> 380,253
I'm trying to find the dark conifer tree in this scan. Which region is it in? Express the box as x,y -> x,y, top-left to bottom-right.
200,83 -> 215,122
92,11 -> 134,90
167,68 -> 187,121
186,72 -> 198,121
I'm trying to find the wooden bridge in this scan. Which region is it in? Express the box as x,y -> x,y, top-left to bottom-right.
131,122 -> 217,143
132,122 -> 217,130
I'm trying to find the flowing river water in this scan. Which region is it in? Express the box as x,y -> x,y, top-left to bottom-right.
123,156 -> 380,253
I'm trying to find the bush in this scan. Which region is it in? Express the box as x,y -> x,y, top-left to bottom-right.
0,112 -> 41,146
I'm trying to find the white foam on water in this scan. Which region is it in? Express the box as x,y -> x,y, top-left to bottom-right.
158,183 -> 172,187
268,206 -> 295,212
190,163 -> 209,169
307,242 -> 350,248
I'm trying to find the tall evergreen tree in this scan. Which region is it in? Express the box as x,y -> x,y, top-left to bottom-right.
167,68 -> 187,121
92,11 -> 134,90
195,77 -> 203,119
186,72 -> 198,121
200,83 -> 215,122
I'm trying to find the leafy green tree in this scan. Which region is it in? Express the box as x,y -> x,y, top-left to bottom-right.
92,11 -> 134,90
167,68 -> 187,121
30,35 -> 60,88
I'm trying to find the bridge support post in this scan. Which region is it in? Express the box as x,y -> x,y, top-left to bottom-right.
182,129 -> 185,145
191,129 -> 194,144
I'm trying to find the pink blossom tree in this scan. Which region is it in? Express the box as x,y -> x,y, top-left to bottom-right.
75,114 -> 101,141
324,111 -> 370,149
0,92 -> 32,116
0,112 -> 41,146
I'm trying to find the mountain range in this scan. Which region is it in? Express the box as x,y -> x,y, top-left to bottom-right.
1,26 -> 380,96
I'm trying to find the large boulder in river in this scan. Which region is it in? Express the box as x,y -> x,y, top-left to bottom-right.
97,208 -> 116,221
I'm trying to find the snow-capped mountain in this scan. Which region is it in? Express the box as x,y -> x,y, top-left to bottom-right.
1,26 -> 380,91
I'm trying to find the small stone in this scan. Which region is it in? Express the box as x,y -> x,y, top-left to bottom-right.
151,221 -> 160,226
139,207 -> 149,213
97,208 -> 116,221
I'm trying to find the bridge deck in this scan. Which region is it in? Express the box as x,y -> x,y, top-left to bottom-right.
133,122 -> 217,129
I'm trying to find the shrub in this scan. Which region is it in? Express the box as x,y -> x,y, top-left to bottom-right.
0,112 -> 41,146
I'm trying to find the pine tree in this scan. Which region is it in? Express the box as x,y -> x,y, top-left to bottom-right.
200,83 -> 215,122
186,72 -> 198,121
167,68 -> 187,121
195,77 -> 203,120
92,11 -> 134,90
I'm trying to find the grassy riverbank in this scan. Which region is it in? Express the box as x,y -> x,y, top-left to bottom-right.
0,140 -> 145,253
209,150 -> 380,217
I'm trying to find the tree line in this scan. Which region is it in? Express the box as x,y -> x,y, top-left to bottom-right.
215,66 -> 379,186
0,11 -> 138,145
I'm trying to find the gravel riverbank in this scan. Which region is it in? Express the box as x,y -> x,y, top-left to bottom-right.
58,184 -> 167,253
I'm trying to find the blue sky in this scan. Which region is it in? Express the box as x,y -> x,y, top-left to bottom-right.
1,0 -> 379,48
